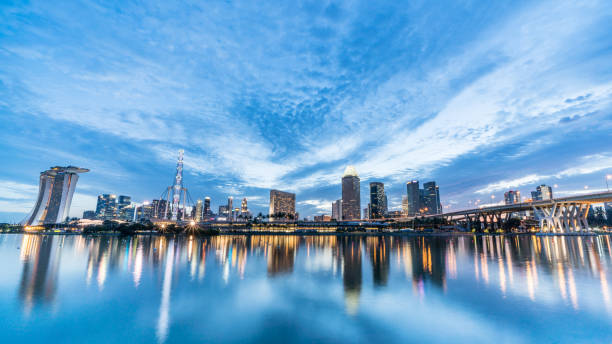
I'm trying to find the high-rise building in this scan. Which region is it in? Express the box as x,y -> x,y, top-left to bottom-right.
228,197 -> 233,216
423,181 -> 442,215
194,199 -> 203,222
117,195 -> 132,220
136,202 -> 154,221
269,189 -> 296,222
342,166 -> 360,220
363,206 -> 370,220
406,180 -> 420,216
204,197 -> 212,216
531,185 -> 553,201
401,196 -> 409,216
95,194 -> 117,220
23,166 -> 89,225
504,190 -> 521,205
241,198 -> 248,213
538,185 -> 553,200
82,210 -> 96,220
314,214 -> 332,222
332,199 -> 342,221
406,180 -> 442,216
218,205 -> 229,218
369,182 -> 386,219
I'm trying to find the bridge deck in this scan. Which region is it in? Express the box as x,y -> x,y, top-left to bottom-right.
436,191 -> 612,218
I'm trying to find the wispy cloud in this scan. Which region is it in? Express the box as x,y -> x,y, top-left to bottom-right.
476,154 -> 612,194
1,0 -> 611,219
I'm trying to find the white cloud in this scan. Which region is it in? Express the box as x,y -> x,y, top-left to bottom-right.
0,179 -> 97,218
0,181 -> 38,199
298,199 -> 333,212
476,174 -> 544,195
476,154 -> 612,194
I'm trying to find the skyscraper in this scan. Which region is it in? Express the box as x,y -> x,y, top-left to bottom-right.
504,190 -> 521,205
136,202 -> 154,221
228,197 -> 233,214
95,194 -> 117,220
332,199 -> 342,221
23,166 -> 89,225
194,199 -> 203,222
269,189 -> 296,222
531,185 -> 553,201
241,198 -> 248,213
342,166 -> 360,220
406,180 -> 420,216
204,197 -> 211,216
82,210 -> 96,220
538,185 -> 553,200
218,205 -> 229,218
369,182 -> 386,219
423,181 -> 442,215
117,195 -> 132,220
401,196 -> 409,216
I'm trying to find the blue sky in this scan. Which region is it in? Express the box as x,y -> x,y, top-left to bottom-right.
1,0 -> 611,222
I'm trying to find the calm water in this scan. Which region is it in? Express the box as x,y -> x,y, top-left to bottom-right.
1,233 -> 612,343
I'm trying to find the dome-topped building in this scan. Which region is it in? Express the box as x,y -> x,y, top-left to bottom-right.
343,165 -> 359,178
342,166 -> 361,220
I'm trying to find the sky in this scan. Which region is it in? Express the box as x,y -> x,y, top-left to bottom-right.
1,0 -> 611,222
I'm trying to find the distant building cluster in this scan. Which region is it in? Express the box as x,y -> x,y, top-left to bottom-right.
318,166 -> 443,221
91,194 -> 135,221
405,180 -> 442,216
531,185 -> 553,201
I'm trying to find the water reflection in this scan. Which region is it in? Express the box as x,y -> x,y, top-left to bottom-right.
7,234 -> 612,342
19,235 -> 59,314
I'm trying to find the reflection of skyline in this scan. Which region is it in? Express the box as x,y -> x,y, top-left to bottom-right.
18,235 -> 59,314
340,236 -> 362,315
265,236 -> 298,277
367,237 -> 390,287
11,233 -> 612,321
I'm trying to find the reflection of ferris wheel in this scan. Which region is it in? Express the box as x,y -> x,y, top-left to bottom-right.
159,149 -> 195,222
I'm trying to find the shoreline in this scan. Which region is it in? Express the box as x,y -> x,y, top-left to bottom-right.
1,231 -> 607,237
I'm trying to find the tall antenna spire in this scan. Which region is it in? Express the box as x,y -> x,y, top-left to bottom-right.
170,149 -> 184,221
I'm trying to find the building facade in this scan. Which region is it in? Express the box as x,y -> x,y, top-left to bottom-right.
406,180 -> 420,216
204,197 -> 212,217
369,182 -> 387,219
342,166 -> 361,220
314,215 -> 332,222
332,199 -> 342,221
96,194 -> 117,220
117,195 -> 132,220
194,199 -> 203,222
136,202 -> 154,222
504,190 -> 521,205
82,210 -> 96,220
23,166 -> 89,226
535,185 -> 553,201
422,181 -> 442,215
269,189 -> 296,222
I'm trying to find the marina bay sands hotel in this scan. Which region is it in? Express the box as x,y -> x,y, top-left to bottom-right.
22,166 -> 89,226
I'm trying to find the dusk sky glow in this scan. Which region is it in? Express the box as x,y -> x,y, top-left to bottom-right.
1,0 -> 611,222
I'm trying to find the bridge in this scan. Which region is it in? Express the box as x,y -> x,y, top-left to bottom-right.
428,191 -> 612,233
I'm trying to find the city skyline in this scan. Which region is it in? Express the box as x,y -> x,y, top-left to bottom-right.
1,1 -> 612,222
